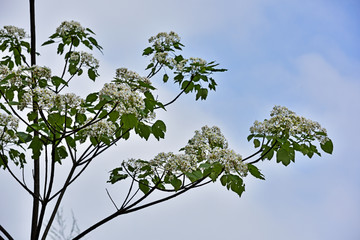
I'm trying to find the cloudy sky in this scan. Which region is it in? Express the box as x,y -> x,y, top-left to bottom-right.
1,0 -> 359,239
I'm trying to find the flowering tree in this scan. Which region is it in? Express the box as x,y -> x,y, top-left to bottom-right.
0,2 -> 333,240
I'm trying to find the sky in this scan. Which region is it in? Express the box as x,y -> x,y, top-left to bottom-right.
1,0 -> 360,239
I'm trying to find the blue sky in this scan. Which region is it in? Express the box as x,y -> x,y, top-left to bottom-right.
1,0 -> 359,239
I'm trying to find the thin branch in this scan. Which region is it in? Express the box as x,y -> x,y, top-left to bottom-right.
105,189 -> 119,211
242,149 -> 262,162
248,140 -> 278,164
40,163 -> 77,240
155,74 -> 194,109
0,225 -> 14,240
0,91 -> 50,141
1,153 -> 36,198
73,176 -> 206,240
121,176 -> 135,209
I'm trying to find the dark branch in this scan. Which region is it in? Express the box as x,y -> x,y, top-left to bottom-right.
0,225 -> 14,240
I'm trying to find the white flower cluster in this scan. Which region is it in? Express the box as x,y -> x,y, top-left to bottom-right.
148,31 -> 181,50
0,113 -> 19,142
99,82 -> 146,118
184,126 -> 247,175
80,51 -> 99,69
70,51 -> 99,69
151,52 -> 189,71
0,65 -> 51,87
70,52 -> 80,61
32,66 -> 52,80
0,25 -> 27,40
184,126 -> 228,159
250,106 -> 329,143
188,57 -> 207,73
0,65 -> 22,87
124,126 -> 247,177
81,119 -> 116,138
56,21 -> 85,37
151,54 -> 207,73
19,88 -> 84,111
150,152 -> 198,173
115,68 -> 151,92
189,57 -> 207,66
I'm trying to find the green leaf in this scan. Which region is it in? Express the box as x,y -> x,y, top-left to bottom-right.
320,139 -> 333,154
152,120 -> 166,140
108,111 -> 120,122
42,39 -> 55,46
248,164 -> 265,180
1,73 -> 15,82
88,37 -> 99,47
220,174 -> 245,197
0,154 -> 8,169
195,88 -> 208,100
139,179 -> 150,194
108,167 -> 128,184
68,64 -> 77,75
145,63 -> 154,70
88,68 -> 97,81
121,114 -> 138,129
170,177 -> 182,191
142,47 -> 154,56
28,136 -> 43,160
65,136 -> 76,148
163,74 -> 169,83
75,113 -> 86,124
57,43 -> 64,54
27,111 -> 38,121
86,92 -> 98,103
55,146 -> 68,163
276,148 -> 290,166
253,139 -> 261,148
38,79 -> 48,88
262,145 -> 275,160
90,136 -> 99,146
247,134 -> 254,142
72,37 -> 80,47
135,123 -> 151,140
185,170 -> 203,182
100,135 -> 111,145
5,89 -> 14,101
209,162 -> 223,182
0,103 -> 11,114
17,132 -> 32,143
51,76 -> 67,87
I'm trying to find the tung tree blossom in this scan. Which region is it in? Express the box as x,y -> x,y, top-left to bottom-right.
0,17 -> 333,240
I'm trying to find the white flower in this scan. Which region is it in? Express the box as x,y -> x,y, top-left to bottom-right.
32,66 -> 52,80
80,51 -> 99,69
189,57 -> 207,65
0,25 -> 27,40
115,68 -> 151,91
99,82 -> 149,118
148,31 -> 181,51
0,113 -> 19,143
150,152 -> 198,173
82,119 -> 116,138
70,52 -> 80,61
250,106 -> 329,144
19,88 -> 84,112
124,126 -> 248,177
56,21 -> 85,37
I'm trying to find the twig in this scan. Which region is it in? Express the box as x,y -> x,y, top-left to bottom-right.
106,188 -> 119,211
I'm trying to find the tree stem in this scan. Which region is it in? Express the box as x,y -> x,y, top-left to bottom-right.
29,0 -> 40,239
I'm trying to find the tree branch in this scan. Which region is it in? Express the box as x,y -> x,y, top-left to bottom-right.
0,225 -> 14,240
73,175 -> 208,239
